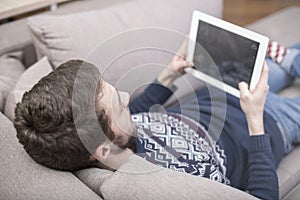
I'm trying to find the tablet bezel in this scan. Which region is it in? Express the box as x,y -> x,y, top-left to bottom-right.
186,10 -> 269,98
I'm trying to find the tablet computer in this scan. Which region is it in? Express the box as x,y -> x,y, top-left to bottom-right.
185,11 -> 269,98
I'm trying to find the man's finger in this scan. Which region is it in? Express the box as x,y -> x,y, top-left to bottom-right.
178,60 -> 191,68
178,37 -> 189,57
239,81 -> 250,98
257,62 -> 269,89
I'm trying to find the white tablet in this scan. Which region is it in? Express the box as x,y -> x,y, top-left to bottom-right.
186,11 -> 269,98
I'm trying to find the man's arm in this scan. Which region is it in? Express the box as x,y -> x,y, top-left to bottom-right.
129,81 -> 175,114
129,39 -> 193,114
239,64 -> 279,200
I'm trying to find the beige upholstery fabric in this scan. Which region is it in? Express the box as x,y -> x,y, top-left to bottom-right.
0,51 -> 25,112
4,57 -> 52,120
28,0 -> 222,67
76,155 -> 258,200
247,7 -> 300,48
0,0 -> 137,67
98,155 -> 257,200
75,168 -> 114,198
27,0 -> 223,107
277,147 -> 300,199
0,19 -> 31,57
0,112 -> 103,200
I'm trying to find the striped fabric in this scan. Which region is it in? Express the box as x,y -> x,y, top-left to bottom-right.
267,41 -> 288,64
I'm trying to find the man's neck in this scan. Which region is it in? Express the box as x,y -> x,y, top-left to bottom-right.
102,148 -> 134,171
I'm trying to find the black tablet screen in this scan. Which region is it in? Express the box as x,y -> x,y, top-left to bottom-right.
193,20 -> 259,89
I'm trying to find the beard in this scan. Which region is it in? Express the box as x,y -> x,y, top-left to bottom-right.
111,124 -> 137,153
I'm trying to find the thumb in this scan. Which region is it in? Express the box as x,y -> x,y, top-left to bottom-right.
177,60 -> 191,67
239,82 -> 250,97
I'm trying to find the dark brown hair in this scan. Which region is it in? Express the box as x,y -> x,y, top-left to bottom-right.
14,60 -> 115,171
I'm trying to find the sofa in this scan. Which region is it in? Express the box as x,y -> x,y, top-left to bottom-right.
0,0 -> 300,199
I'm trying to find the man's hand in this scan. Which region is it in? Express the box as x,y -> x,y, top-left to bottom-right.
167,37 -> 193,74
238,63 -> 269,136
157,37 -> 193,87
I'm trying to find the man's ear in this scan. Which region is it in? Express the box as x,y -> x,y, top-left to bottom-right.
94,141 -> 111,162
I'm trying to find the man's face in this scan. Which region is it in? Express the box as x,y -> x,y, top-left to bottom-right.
97,80 -> 137,150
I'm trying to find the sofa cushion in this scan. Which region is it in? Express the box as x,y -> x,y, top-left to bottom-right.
277,146 -> 300,199
28,0 -> 222,67
0,51 -> 25,112
27,0 -> 222,106
4,57 -> 52,120
247,6 -> 300,48
76,155 -> 257,200
75,168 -> 114,198
0,112 -> 103,200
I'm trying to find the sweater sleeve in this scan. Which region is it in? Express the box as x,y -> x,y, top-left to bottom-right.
129,80 -> 176,114
247,134 -> 279,200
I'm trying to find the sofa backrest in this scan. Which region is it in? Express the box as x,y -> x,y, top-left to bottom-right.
0,0 -> 135,67
25,0 -> 223,107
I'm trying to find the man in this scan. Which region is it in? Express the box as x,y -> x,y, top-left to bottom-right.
14,41 -> 300,200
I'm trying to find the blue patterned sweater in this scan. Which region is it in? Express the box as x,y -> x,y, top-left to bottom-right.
132,112 -> 230,184
129,82 -> 284,200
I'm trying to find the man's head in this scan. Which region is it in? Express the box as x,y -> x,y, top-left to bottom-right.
14,60 -> 136,171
